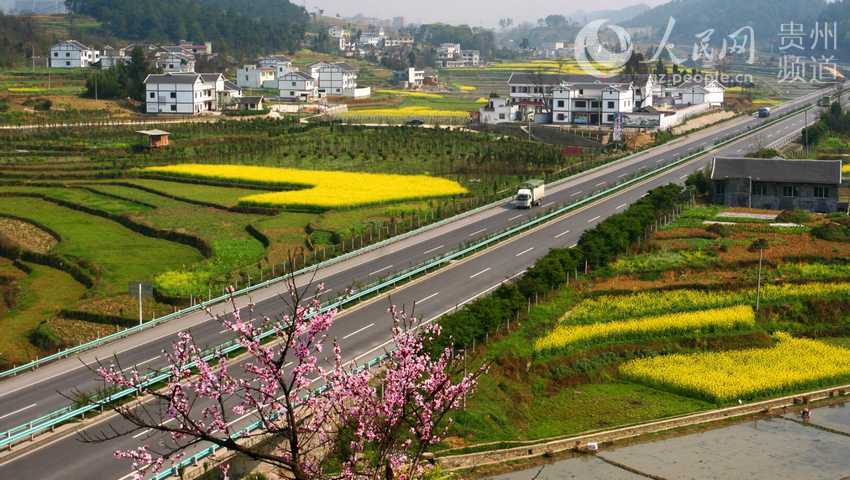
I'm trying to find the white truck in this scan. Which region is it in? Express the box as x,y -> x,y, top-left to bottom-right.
515,179 -> 545,209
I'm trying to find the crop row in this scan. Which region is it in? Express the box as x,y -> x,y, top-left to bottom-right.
535,305 -> 756,353
564,282 -> 850,325
621,333 -> 850,402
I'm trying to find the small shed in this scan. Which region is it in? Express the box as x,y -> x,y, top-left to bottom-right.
136,129 -> 171,148
237,96 -> 266,111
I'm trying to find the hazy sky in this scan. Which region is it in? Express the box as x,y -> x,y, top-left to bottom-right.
305,0 -> 667,27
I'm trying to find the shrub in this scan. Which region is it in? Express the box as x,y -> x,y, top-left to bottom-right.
23,97 -> 52,111
29,321 -> 63,350
776,210 -> 812,224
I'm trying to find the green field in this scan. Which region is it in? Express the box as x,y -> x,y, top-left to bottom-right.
443,201 -> 850,450
0,118 -> 601,365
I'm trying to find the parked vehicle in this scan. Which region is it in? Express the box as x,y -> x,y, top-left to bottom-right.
515,179 -> 545,209
406,119 -> 425,126
757,107 -> 771,118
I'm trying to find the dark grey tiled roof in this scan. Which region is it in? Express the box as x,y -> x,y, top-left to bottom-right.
144,73 -> 201,84
711,157 -> 842,185
508,72 -> 653,86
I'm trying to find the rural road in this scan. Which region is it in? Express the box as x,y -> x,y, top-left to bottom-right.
0,87 -> 834,479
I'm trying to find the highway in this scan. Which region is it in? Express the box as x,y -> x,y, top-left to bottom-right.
0,87 -> 832,479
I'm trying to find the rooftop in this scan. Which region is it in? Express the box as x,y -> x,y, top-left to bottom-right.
136,129 -> 171,136
711,157 -> 842,185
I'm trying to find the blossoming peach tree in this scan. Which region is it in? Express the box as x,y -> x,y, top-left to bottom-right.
86,280 -> 482,480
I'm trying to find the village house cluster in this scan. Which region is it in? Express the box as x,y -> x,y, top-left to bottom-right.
50,39 -> 372,115
480,72 -> 725,131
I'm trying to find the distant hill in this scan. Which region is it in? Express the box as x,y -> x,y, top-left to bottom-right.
625,0 -> 826,44
570,4 -> 652,24
65,0 -> 309,55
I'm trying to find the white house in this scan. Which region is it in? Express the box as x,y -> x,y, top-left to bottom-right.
552,82 -> 635,125
156,51 -> 196,73
50,40 -> 99,68
99,45 -> 124,69
218,79 -> 242,108
258,55 -> 294,77
461,50 -> 480,67
436,43 -> 480,68
328,26 -> 347,38
479,96 -> 519,124
310,62 -> 370,98
279,71 -> 317,102
406,68 -> 424,88
144,73 -> 224,115
359,27 -> 385,47
237,65 -> 277,89
662,79 -> 725,107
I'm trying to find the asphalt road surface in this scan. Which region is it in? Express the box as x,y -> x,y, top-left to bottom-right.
0,87 -> 835,479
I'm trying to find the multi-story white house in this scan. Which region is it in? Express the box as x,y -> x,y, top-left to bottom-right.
406,67 -> 424,88
479,96 -> 519,124
359,27 -> 385,47
258,55 -> 294,77
328,26 -> 347,38
237,65 -> 277,89
552,82 -> 635,125
99,45 -> 125,69
218,79 -> 242,108
278,71 -> 317,102
156,51 -> 196,73
50,40 -> 99,68
435,43 -> 481,68
310,62 -> 370,98
144,73 -> 224,114
461,50 -> 480,67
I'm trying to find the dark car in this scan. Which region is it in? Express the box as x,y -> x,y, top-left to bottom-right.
406,119 -> 425,126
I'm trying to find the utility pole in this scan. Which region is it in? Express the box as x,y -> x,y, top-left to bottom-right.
756,247 -> 763,312
138,283 -> 143,326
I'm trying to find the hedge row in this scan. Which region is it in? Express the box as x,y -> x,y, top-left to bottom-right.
245,224 -> 271,249
432,184 -> 687,354
106,181 -> 280,216
59,309 -> 136,328
0,239 -> 96,288
0,192 -> 214,258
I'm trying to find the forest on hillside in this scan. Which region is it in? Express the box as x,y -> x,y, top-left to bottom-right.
64,0 -> 308,54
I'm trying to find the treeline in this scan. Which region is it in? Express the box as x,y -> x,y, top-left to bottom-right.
64,0 -> 308,55
414,24 -> 496,60
83,47 -> 150,101
0,13 -> 51,67
431,184 -> 688,354
801,102 -> 846,146
626,0 -> 824,46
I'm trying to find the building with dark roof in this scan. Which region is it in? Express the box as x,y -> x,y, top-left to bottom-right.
710,157 -> 844,212
144,73 -> 225,114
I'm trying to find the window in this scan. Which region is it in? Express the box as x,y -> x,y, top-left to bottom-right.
783,186 -> 798,197
65,61 -> 71,66
290,91 -> 295,96
607,114 -> 615,122
557,100 -> 565,108
149,92 -> 156,99
54,52 -> 58,57
170,92 -> 177,99
579,89 -> 584,95
607,101 -> 615,109
66,52 -> 70,57
715,183 -> 726,195
170,105 -> 177,112
575,100 -> 587,108
292,81 -> 297,86
591,101 -> 600,108
814,186 -> 829,198
752,184 -> 768,196
557,113 -> 565,121
498,113 -> 506,120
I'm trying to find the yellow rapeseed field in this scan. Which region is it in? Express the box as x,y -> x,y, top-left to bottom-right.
340,106 -> 471,119
454,84 -> 477,91
842,164 -> 850,175
374,89 -> 445,99
564,282 -> 850,325
143,164 -> 468,209
621,333 -> 850,402
535,305 -> 755,353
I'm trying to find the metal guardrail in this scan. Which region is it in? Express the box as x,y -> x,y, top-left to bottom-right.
0,97 -> 819,454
